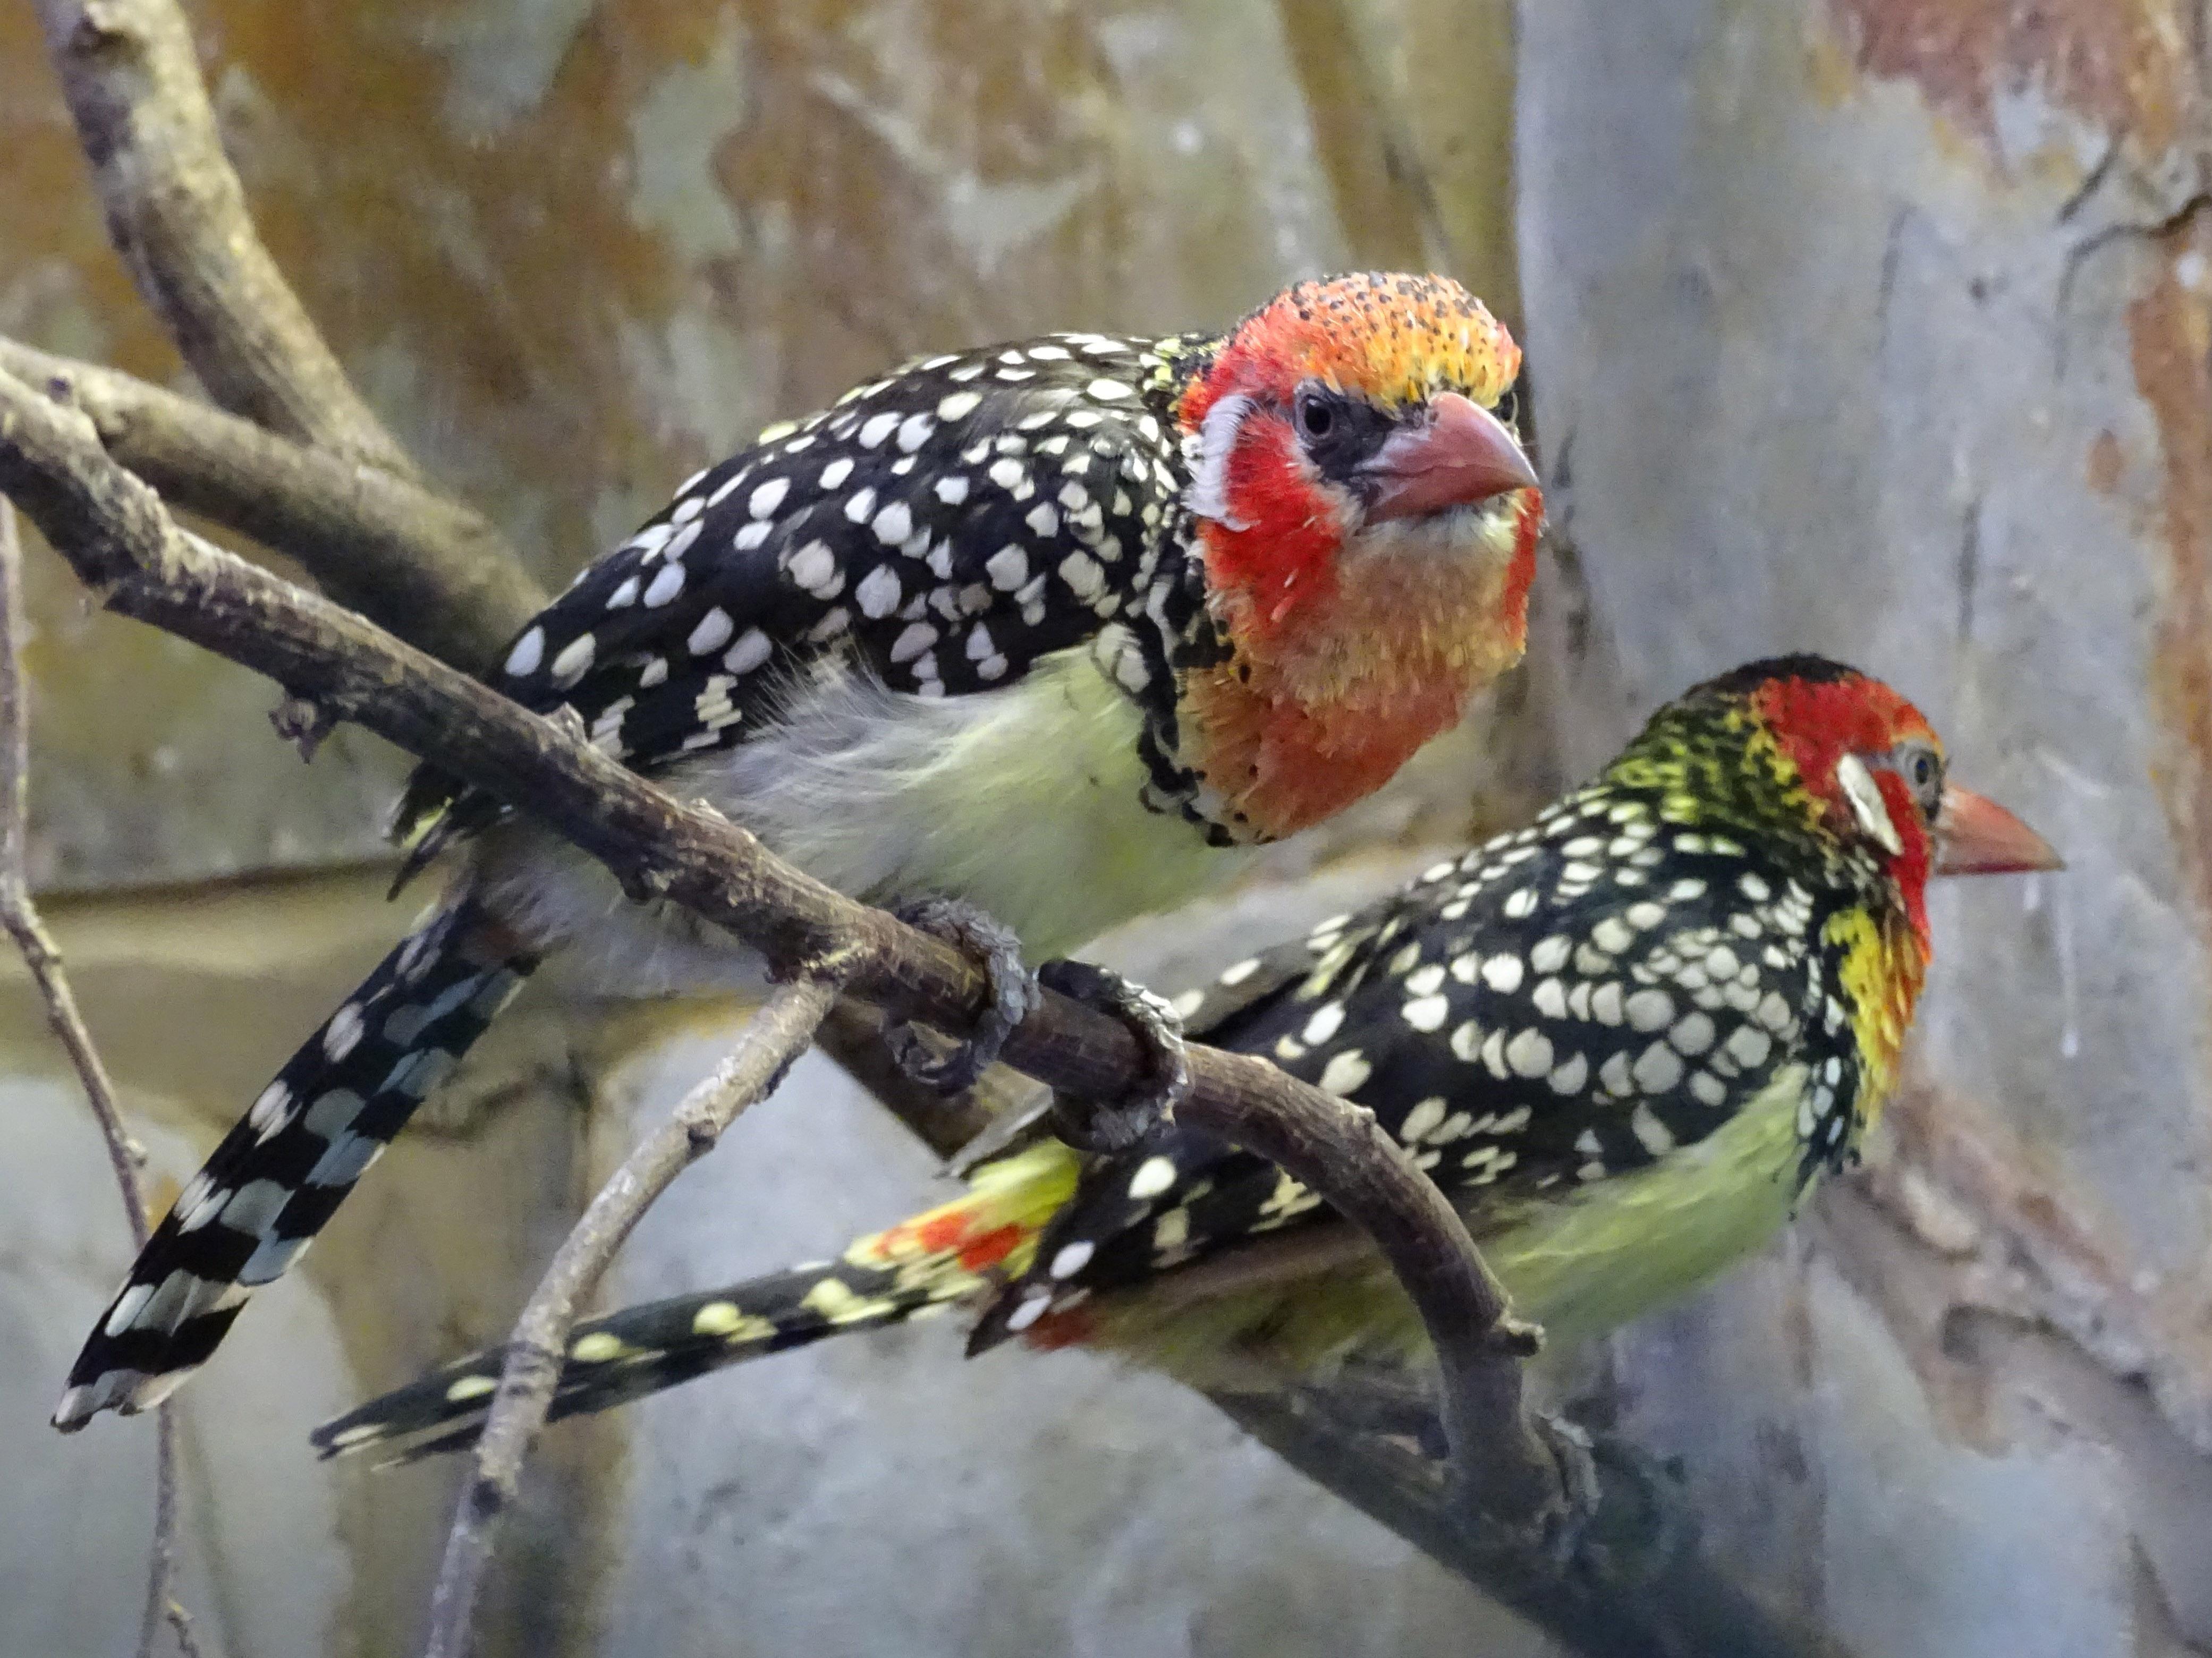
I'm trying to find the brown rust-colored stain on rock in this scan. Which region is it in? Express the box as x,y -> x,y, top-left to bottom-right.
2127,206 -> 2212,924
1824,0 -> 2198,162
2086,428 -> 2124,494
710,1 -> 1128,402
202,0 -> 715,579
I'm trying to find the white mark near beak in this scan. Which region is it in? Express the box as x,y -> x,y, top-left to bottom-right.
1836,753 -> 1903,854
1185,392 -> 1256,530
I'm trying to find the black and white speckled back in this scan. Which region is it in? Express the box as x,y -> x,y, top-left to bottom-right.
399,331 -> 1207,862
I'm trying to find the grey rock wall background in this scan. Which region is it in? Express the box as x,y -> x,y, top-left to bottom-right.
1518,1 -> 2212,1652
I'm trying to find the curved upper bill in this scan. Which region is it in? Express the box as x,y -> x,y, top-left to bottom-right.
1934,785 -> 2063,877
1361,391 -> 1539,523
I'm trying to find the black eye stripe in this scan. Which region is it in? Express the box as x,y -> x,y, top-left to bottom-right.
1292,379 -> 1523,485
1292,382 -> 1395,477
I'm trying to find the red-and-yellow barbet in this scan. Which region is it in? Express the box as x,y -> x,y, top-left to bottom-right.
311,656 -> 2060,1459
56,274 -> 1544,1427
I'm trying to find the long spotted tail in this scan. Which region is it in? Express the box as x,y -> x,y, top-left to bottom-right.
312,1142 -> 1080,1462
54,896 -> 536,1430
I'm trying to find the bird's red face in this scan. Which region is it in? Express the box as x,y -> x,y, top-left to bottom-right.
1177,274 -> 1541,678
1749,666 -> 2061,948
1168,274 -> 1544,840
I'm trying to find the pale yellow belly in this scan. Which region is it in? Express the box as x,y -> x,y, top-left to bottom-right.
1476,1065 -> 1809,1348
481,649 -> 1259,992
1083,1066 -> 1813,1385
757,649 -> 1262,960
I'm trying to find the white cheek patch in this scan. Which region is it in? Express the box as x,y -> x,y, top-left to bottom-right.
1185,392 -> 1256,530
1836,753 -> 1903,854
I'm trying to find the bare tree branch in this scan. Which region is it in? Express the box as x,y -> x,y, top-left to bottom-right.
1219,1389 -> 1847,1658
29,0 -> 417,477
0,337 -> 543,670
0,499 -> 207,1658
422,978 -> 841,1658
0,355 -> 1571,1582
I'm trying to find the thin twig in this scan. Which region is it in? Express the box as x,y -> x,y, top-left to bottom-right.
0,359 -> 1563,1567
421,977 -> 842,1658
0,499 -> 204,1658
29,0 -> 417,476
143,1419 -> 193,1658
1,338 -> 543,671
0,503 -> 143,1208
165,1601 -> 207,1658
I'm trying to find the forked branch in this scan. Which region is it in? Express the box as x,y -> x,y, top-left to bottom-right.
30,0 -> 417,475
422,979 -> 842,1658
0,337 -> 541,671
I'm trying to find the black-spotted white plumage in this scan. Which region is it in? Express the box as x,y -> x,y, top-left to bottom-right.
968,781 -> 1862,1348
400,333 -> 1204,870
61,273 -> 1548,1430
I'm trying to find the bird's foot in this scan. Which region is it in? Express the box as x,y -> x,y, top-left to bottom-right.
1531,1411 -> 1604,1564
885,896 -> 1039,1094
1546,1424 -> 1694,1578
1303,1366 -> 1452,1459
1437,1408 -> 1603,1560
1036,958 -> 1191,1152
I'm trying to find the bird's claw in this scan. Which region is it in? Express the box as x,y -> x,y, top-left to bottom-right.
1037,958 -> 1191,1152
885,897 -> 1040,1094
1302,1366 -> 1452,1459
1531,1412 -> 1603,1565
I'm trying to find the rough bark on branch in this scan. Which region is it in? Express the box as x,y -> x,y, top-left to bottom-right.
0,337 -> 543,671
30,0 -> 417,477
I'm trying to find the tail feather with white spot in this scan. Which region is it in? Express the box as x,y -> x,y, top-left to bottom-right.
311,1142 -> 1079,1461
54,897 -> 536,1430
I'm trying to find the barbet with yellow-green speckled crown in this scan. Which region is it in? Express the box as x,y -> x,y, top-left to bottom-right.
314,654 -> 2060,1460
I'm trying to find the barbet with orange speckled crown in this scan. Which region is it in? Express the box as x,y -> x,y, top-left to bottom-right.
306,656 -> 2061,1460
56,273 -> 1544,1427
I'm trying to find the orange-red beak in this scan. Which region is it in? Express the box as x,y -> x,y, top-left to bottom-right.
1361,391 -> 1539,524
1933,785 -> 2063,877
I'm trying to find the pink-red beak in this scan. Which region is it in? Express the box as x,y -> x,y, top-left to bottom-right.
1360,390 -> 1539,524
1933,785 -> 2063,877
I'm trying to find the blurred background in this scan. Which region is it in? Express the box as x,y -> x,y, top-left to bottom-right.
4,2 -> 2209,1655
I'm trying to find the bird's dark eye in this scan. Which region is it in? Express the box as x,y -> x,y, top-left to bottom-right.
1291,382 -> 1394,478
1897,742 -> 1943,810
